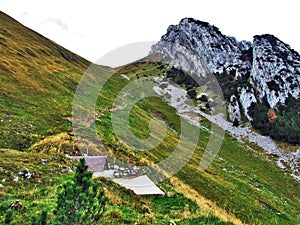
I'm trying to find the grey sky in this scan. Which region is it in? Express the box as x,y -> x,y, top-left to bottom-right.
2,0 -> 300,66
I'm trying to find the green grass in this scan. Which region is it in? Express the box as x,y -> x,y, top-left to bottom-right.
0,149 -> 73,222
93,62 -> 300,224
180,216 -> 234,225
0,12 -> 91,150
0,149 -> 233,225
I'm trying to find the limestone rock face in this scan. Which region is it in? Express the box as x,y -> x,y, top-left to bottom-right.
228,95 -> 242,123
251,34 -> 300,108
151,18 -> 300,120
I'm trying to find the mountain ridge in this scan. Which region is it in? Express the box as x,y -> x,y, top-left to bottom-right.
151,17 -> 300,108
151,17 -> 300,144
0,11 -> 94,150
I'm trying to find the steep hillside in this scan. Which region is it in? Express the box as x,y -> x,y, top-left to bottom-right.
93,61 -> 300,225
0,11 -> 94,150
1,12 -> 300,225
0,12 -> 236,225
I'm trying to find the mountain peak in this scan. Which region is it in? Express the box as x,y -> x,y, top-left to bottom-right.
152,17 -> 252,77
252,33 -> 300,108
179,18 -> 212,28
254,33 -> 300,58
151,17 -> 300,120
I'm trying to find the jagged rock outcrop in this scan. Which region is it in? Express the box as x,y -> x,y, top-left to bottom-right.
228,95 -> 242,123
251,34 -> 300,108
150,18 -> 300,120
151,18 -> 252,78
238,87 -> 257,121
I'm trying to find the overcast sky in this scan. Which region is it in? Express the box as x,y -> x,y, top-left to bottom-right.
2,0 -> 300,66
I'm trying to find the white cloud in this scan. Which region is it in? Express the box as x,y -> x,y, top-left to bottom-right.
43,18 -> 68,31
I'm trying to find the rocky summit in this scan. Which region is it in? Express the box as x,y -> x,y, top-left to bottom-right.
150,18 -> 300,121
252,34 -> 300,108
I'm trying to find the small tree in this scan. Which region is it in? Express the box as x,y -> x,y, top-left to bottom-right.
54,158 -> 107,224
31,210 -> 48,225
4,209 -> 13,224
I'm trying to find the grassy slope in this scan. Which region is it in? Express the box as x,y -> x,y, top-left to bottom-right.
0,11 -> 91,150
95,62 -> 300,225
0,148 -> 233,225
0,149 -> 73,222
0,12 -> 232,224
0,12 -> 299,225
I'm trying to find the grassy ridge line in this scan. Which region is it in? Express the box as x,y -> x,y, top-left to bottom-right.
0,11 -> 94,150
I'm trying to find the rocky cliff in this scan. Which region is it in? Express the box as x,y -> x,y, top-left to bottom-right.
251,34 -> 300,108
150,18 -> 300,123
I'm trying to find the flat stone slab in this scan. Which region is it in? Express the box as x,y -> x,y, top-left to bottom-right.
113,175 -> 165,196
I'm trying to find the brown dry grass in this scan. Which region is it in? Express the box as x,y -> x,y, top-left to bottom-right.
170,177 -> 245,225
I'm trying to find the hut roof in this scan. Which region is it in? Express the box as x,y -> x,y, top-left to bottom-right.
68,156 -> 109,172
